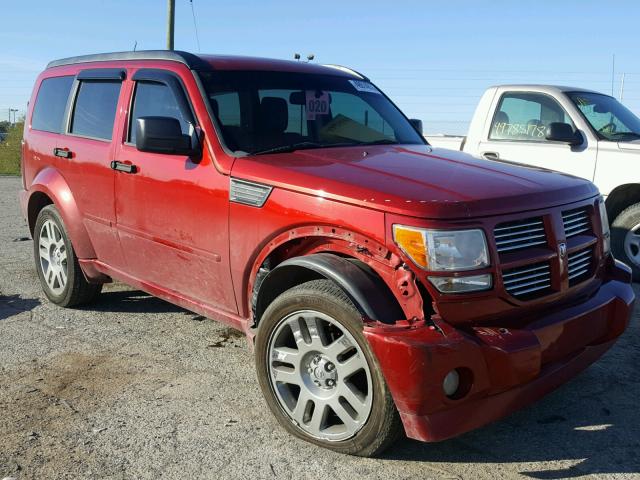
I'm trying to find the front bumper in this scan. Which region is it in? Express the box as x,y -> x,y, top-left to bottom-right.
364,259 -> 634,442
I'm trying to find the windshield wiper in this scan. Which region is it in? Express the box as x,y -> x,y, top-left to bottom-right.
251,141 -> 359,156
358,139 -> 399,146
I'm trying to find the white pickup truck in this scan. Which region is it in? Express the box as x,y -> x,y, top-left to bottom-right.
426,84 -> 640,279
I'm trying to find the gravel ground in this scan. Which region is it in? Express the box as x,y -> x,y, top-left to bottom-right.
1,175 -> 639,480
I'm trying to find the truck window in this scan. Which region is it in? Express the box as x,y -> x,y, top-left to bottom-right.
70,80 -> 121,140
31,76 -> 75,133
129,81 -> 192,144
489,92 -> 573,142
568,92 -> 640,141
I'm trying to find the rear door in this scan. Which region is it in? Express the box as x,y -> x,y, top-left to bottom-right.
113,67 -> 236,313
61,69 -> 126,268
477,91 -> 597,180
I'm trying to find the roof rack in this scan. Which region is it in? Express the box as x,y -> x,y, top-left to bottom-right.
46,50 -> 212,70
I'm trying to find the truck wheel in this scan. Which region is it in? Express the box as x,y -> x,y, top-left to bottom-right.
33,205 -> 102,306
255,279 -> 401,457
611,202 -> 640,281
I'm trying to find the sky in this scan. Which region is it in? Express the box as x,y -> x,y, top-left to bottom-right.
2,0 -> 640,135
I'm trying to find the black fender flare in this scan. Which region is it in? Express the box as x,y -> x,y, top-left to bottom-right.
253,253 -> 404,326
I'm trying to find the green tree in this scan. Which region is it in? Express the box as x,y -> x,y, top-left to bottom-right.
0,122 -> 24,175
0,121 -> 10,133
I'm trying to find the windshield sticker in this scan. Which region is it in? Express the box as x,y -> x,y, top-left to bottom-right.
306,90 -> 330,120
348,80 -> 381,95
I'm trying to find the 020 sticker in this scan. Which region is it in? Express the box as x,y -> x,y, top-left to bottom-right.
306,90 -> 330,120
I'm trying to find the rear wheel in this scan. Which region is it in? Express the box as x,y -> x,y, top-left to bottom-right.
255,279 -> 401,457
34,205 -> 102,306
611,202 -> 640,281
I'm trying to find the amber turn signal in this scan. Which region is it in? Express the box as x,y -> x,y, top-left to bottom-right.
393,225 -> 428,268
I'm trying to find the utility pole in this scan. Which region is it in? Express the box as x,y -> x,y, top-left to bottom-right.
167,0 -> 175,50
620,73 -> 626,101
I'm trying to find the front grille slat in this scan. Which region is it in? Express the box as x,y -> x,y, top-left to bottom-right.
494,220 -> 543,232
503,270 -> 549,285
567,247 -> 593,285
494,227 -> 546,239
568,268 -> 589,280
502,261 -> 551,299
494,217 -> 546,254
562,207 -> 591,238
509,282 -> 552,296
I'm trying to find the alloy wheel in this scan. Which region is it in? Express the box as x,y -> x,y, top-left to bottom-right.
266,310 -> 373,442
38,219 -> 68,295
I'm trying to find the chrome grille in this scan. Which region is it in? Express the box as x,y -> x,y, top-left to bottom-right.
502,262 -> 551,299
568,247 -> 593,285
562,208 -> 590,238
494,217 -> 546,253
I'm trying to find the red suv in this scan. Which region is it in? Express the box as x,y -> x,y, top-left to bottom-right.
20,50 -> 634,456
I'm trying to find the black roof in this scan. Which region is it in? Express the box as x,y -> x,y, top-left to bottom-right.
46,50 -> 212,70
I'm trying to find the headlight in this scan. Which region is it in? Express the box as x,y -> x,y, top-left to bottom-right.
393,225 -> 489,271
598,197 -> 611,255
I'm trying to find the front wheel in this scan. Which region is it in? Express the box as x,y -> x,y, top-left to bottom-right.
33,205 -> 102,307
611,202 -> 640,281
255,279 -> 401,457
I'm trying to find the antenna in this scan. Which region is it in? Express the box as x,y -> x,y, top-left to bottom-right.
133,40 -> 137,52
306,54 -> 315,63
294,53 -> 301,61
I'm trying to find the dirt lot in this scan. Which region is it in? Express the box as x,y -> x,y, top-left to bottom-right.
1,176 -> 639,479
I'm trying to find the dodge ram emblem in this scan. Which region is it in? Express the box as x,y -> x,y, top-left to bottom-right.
559,242 -> 567,258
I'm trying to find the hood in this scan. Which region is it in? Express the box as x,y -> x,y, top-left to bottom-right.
231,144 -> 598,219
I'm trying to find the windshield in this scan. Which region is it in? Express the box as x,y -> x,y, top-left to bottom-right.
198,70 -> 424,155
568,92 -> 640,141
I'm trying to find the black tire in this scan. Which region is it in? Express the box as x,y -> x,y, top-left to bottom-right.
611,202 -> 640,282
33,205 -> 102,307
255,279 -> 402,457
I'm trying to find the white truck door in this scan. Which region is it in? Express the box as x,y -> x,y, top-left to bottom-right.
476,90 -> 597,181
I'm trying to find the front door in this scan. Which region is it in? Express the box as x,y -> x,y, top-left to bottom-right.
478,91 -> 598,181
113,68 -> 236,313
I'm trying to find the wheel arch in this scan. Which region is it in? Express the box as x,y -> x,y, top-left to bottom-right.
253,252 -> 407,329
27,167 -> 96,259
605,183 -> 640,223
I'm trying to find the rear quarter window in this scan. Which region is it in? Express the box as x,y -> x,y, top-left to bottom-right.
70,80 -> 122,140
31,76 -> 75,133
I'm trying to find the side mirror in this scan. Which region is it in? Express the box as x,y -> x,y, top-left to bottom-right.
545,122 -> 582,146
409,118 -> 423,135
135,116 -> 198,156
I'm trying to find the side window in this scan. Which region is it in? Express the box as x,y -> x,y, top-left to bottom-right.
31,76 -> 75,133
70,80 -> 122,140
129,81 -> 191,144
490,92 -> 573,142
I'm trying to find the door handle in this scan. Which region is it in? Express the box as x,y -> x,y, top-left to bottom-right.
53,147 -> 73,159
110,161 -> 137,174
482,151 -> 499,160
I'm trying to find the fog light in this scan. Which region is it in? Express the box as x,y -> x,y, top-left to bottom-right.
443,369 -> 460,397
429,273 -> 492,293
